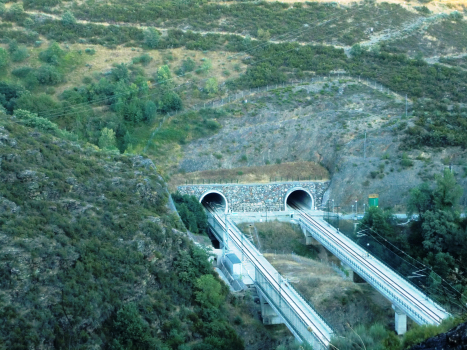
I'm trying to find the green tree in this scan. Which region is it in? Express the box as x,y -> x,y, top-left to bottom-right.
156,65 -> 172,86
11,47 -> 29,62
0,48 -> 9,70
172,192 -> 208,234
110,303 -> 160,350
242,35 -> 252,48
197,59 -> 212,75
358,206 -> 395,239
434,168 -> 463,211
195,274 -> 224,308
143,100 -> 157,123
39,42 -> 64,65
144,28 -> 160,49
421,210 -> 459,253
407,182 -> 435,216
61,10 -> 76,26
5,3 -> 24,22
98,127 -> 118,151
205,77 -> 218,95
350,44 -> 368,57
257,28 -> 271,41
35,65 -> 62,85
159,91 -> 182,113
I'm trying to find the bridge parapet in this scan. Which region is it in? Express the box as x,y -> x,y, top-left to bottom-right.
298,215 -> 450,328
178,181 -> 329,212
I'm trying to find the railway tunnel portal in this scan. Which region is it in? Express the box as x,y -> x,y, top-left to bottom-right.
178,181 -> 328,213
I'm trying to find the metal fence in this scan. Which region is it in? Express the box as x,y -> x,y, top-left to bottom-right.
144,72 -> 410,153
255,267 -> 329,350
299,216 -> 451,325
207,212 -> 334,348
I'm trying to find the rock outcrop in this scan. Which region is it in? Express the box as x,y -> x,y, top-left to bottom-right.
409,322 -> 467,350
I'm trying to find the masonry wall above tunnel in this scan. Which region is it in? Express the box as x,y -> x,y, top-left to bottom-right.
178,181 -> 328,213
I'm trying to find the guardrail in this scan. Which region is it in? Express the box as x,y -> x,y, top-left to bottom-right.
207,212 -> 333,348
298,215 -> 447,325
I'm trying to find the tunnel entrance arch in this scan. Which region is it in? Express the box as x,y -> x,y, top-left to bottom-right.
199,190 -> 229,213
284,188 -> 314,211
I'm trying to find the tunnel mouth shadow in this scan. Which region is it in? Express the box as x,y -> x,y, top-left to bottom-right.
285,188 -> 314,210
200,191 -> 229,213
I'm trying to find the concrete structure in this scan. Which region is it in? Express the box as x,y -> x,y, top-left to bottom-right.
185,180 -> 451,343
297,211 -> 450,335
393,305 -> 408,335
177,181 -> 329,213
224,252 -> 242,278
207,209 -> 333,350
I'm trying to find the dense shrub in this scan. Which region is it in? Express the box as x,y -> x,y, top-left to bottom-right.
23,0 -> 61,9
0,118 -> 243,348
172,192 -> 208,234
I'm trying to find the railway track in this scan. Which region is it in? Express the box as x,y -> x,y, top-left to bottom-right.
290,202 -> 450,325
204,203 -> 333,347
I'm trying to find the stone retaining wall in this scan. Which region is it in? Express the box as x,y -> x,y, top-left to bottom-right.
177,181 -> 329,212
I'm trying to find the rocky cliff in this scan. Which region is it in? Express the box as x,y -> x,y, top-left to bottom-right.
409,321 -> 467,350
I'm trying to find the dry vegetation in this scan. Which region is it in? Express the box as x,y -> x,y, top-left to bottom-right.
60,46 -> 245,94
266,253 -> 397,334
238,221 -> 399,333
258,0 -> 466,14
170,161 -> 330,187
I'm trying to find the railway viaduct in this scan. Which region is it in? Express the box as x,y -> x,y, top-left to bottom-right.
177,180 -> 451,344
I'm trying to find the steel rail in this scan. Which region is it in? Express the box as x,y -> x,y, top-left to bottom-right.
205,204 -> 333,346
292,202 -> 449,325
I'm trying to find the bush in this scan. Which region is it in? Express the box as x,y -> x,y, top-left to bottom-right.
0,48 -> 9,70
144,28 -> 160,49
15,93 -> 58,114
23,0 -> 61,9
132,53 -> 152,66
14,109 -> 59,132
400,153 -> 414,168
12,66 -> 33,78
84,48 -> 96,55
35,65 -> 63,85
10,46 -> 29,62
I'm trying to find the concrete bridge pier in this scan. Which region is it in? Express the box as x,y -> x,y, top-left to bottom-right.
301,224 -> 318,246
392,305 -> 408,335
259,294 -> 284,325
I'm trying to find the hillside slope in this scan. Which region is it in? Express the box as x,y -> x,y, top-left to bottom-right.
177,79 -> 467,209
0,113 -> 247,349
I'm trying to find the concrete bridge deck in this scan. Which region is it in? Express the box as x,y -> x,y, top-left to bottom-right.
296,209 -> 450,330
207,207 -> 334,349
